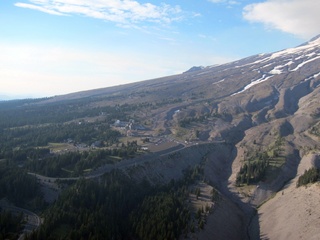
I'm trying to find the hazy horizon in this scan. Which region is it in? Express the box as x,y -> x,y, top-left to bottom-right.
1,0 -> 320,98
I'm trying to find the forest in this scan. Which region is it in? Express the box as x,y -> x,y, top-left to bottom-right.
236,136 -> 285,186
0,166 -> 44,208
25,165 -> 209,240
0,210 -> 23,240
0,96 -> 147,180
23,141 -> 139,177
0,96 -> 219,239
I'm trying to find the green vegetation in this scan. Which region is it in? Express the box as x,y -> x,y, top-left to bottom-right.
154,98 -> 183,107
0,97 -> 149,179
132,191 -> 190,240
236,158 -> 268,185
0,167 -> 44,208
26,166 -> 210,240
1,121 -> 121,149
26,141 -> 140,177
0,210 -> 23,240
309,121 -> 320,137
175,127 -> 188,138
177,107 -> 225,129
236,136 -> 286,186
297,167 -> 319,187
0,93 -> 218,239
27,171 -> 153,240
178,113 -> 211,128
211,188 -> 219,201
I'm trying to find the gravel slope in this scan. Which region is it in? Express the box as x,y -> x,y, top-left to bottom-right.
258,154 -> 320,240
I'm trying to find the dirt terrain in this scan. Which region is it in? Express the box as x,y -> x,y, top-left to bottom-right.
22,36 -> 320,239
258,154 -> 320,240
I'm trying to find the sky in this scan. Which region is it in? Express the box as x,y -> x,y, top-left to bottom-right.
1,0 -> 320,99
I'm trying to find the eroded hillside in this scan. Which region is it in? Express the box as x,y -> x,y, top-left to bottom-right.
2,36 -> 320,239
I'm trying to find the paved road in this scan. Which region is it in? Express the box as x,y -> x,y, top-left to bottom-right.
29,141 -> 221,183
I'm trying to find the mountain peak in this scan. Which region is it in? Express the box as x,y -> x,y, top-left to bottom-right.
309,34 -> 320,42
297,34 -> 320,48
183,66 -> 205,74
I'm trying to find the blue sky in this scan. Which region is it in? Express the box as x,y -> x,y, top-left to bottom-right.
1,0 -> 320,98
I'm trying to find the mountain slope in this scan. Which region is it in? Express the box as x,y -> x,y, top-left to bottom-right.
39,35 -> 320,239
96,35 -> 320,239
3,35 -> 320,239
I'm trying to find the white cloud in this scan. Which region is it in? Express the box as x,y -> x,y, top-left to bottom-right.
243,0 -> 320,39
14,0 -> 184,26
15,2 -> 65,15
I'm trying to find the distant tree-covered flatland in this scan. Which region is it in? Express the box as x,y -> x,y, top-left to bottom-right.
25,141 -> 140,177
0,95 -> 216,239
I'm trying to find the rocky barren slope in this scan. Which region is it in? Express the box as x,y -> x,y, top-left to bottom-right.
28,35 -> 320,239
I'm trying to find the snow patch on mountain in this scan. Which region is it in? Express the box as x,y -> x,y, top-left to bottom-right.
212,79 -> 225,85
232,74 -> 273,96
268,60 -> 295,74
290,55 -> 320,72
235,56 -> 270,69
269,66 -> 284,75
314,72 -> 320,78
270,36 -> 320,60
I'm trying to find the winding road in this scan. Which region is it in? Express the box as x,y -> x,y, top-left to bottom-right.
28,140 -> 223,183
0,200 -> 41,240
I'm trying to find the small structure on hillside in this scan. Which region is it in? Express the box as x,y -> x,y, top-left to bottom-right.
112,119 -> 146,131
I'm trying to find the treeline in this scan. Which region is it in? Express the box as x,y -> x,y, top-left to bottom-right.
0,167 -> 44,208
131,191 -> 190,240
0,210 -> 23,240
154,98 -> 182,108
0,122 -> 122,171
116,98 -> 183,112
297,167 -> 319,187
1,122 -> 121,150
309,125 -> 320,137
26,170 -> 192,240
236,136 -> 285,186
0,98 -> 125,129
26,163 -> 211,240
2,147 -> 50,163
27,171 -> 151,240
26,141 -> 140,177
0,96 -> 181,130
179,114 -> 210,128
236,159 -> 268,186
0,95 -> 157,169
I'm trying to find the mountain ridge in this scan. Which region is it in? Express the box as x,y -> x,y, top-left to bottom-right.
38,34 -> 320,105
33,35 -> 320,239
2,35 -> 320,239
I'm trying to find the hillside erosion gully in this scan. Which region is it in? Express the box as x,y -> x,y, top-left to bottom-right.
121,141 -> 259,240
31,141 -> 256,239
33,111 -> 304,240
203,143 -> 259,240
